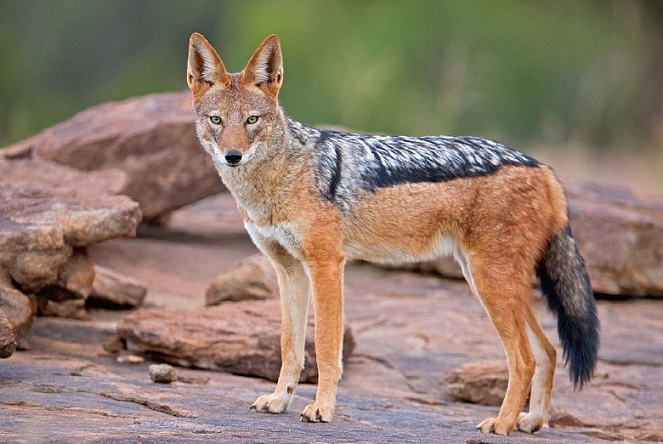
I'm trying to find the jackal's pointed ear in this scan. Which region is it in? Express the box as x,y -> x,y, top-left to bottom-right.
187,33 -> 231,97
241,35 -> 283,99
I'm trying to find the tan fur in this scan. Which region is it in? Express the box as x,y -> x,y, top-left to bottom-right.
187,33 -> 571,434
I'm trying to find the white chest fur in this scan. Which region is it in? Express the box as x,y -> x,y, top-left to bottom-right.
245,221 -> 304,260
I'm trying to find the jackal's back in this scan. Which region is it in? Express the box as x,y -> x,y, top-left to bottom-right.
287,120 -> 540,206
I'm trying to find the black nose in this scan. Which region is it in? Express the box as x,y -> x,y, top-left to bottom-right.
225,150 -> 242,164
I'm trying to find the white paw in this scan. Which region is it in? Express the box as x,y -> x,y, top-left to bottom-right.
476,417 -> 514,435
250,392 -> 291,414
300,402 -> 334,423
516,411 -> 544,433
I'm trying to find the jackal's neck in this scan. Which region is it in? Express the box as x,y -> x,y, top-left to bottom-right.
284,116 -> 321,145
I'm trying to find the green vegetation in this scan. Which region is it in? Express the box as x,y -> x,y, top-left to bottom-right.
0,1 -> 660,151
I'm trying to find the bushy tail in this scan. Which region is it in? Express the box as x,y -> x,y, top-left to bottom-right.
536,224 -> 599,389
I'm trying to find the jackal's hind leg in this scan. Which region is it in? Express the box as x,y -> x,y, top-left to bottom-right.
470,257 -> 536,435
516,304 -> 556,433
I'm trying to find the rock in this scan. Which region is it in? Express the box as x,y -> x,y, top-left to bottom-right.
3,92 -> 225,220
33,249 -> 96,316
102,335 -> 126,354
0,158 -> 142,340
39,299 -> 87,320
565,181 -> 663,297
0,159 -> 141,291
0,284 -> 36,346
117,354 -> 145,364
548,407 -> 588,428
0,309 -> 17,358
149,363 -> 177,384
89,266 -> 147,308
57,250 -> 96,299
443,361 -> 508,406
205,254 -> 278,306
117,300 -> 356,383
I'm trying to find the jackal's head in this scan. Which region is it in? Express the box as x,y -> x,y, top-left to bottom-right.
187,33 -> 284,169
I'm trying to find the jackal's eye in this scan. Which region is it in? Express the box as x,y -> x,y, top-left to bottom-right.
209,116 -> 222,125
246,115 -> 259,125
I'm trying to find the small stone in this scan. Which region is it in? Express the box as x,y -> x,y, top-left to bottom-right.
443,361 -> 508,406
149,363 -> 177,384
102,335 -> 126,354
205,254 -> 278,306
117,354 -> 144,364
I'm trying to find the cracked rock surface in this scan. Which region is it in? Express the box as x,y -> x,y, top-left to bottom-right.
1,193 -> 662,443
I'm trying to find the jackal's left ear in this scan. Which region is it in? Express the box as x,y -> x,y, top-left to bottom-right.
187,33 -> 231,97
241,35 -> 283,99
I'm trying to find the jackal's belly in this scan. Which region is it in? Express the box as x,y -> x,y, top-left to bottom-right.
343,233 -> 461,265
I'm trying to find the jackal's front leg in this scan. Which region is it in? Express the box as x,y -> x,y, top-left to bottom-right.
300,255 -> 345,423
250,258 -> 309,414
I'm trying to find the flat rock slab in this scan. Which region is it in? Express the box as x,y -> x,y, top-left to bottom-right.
117,300 -> 356,383
3,92 -> 224,220
0,350 -> 595,444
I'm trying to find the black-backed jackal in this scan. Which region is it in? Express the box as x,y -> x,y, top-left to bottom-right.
187,33 -> 599,435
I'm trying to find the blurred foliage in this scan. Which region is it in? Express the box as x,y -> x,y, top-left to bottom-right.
0,0 -> 660,151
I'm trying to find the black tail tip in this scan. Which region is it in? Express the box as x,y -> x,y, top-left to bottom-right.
564,314 -> 600,391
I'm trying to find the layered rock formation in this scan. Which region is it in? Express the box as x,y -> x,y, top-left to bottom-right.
3,92 -> 223,220
0,158 -> 142,355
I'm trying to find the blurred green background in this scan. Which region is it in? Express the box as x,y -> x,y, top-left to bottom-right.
1,1 -> 662,188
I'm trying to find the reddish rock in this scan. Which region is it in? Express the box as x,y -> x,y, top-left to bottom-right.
205,254 -> 278,306
102,335 -> 127,354
0,309 -> 17,358
443,361 -> 508,406
0,284 -> 35,346
0,158 -> 142,347
89,265 -> 147,308
548,407 -> 588,428
0,160 -> 141,288
565,181 -> 663,297
117,300 -> 356,383
3,92 -> 224,220
39,299 -> 86,320
57,250 -> 95,298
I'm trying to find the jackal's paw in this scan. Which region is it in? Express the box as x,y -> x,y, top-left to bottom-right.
300,402 -> 334,423
476,417 -> 515,435
516,412 -> 544,433
249,392 -> 291,414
